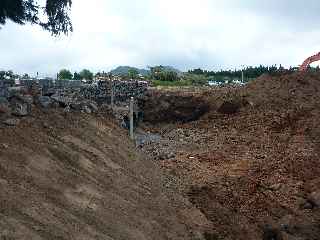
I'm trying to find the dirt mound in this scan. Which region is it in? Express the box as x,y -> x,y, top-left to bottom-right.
140,90 -> 210,123
0,108 -> 208,239
139,72 -> 320,239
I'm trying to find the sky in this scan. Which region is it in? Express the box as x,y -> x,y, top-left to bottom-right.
1,0 -> 320,77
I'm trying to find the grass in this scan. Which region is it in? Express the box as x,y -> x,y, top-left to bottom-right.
152,79 -> 197,87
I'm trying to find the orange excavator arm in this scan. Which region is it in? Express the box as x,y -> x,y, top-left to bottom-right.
299,52 -> 320,71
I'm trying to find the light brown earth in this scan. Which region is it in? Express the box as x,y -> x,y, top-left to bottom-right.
0,108 -> 209,240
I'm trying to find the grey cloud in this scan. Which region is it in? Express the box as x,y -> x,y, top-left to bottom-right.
1,0 -> 320,75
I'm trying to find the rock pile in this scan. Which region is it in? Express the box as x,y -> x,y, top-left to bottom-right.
93,80 -> 149,103
0,88 -> 100,127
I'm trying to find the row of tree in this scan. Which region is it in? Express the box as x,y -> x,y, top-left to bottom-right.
150,66 -> 179,81
58,69 -> 94,80
188,65 -> 301,80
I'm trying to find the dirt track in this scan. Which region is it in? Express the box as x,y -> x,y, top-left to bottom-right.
139,72 -> 320,240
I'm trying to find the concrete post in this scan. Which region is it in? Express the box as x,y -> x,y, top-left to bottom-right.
241,70 -> 244,83
111,80 -> 114,109
129,97 -> 134,140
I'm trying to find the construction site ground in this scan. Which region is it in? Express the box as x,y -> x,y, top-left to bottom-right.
138,72 -> 320,240
1,72 -> 320,240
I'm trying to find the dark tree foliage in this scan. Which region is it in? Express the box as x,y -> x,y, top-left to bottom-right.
150,65 -> 179,81
0,0 -> 72,35
58,69 -> 72,79
73,72 -> 81,80
79,69 -> 93,80
188,65 -> 299,81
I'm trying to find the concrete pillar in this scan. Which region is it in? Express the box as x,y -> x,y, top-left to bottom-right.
111,80 -> 114,109
129,97 -> 134,140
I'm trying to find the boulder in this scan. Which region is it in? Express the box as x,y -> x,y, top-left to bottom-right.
70,102 -> 82,111
82,105 -> 92,114
0,97 -> 10,114
3,118 -> 20,126
7,86 -> 28,97
0,97 -> 9,105
38,96 -> 52,108
14,94 -> 34,104
307,191 -> 320,208
51,93 -> 72,107
11,102 -> 31,117
88,101 -> 98,112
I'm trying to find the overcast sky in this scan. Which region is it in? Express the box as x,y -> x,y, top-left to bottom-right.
1,0 -> 320,77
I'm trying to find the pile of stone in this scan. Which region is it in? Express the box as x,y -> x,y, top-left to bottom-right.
0,87 -> 99,127
76,80 -> 149,105
39,90 -> 99,114
0,78 -> 149,127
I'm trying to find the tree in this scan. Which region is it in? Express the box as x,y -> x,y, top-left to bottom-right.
150,65 -> 179,82
58,69 -> 72,80
73,72 -> 81,80
0,0 -> 72,35
22,73 -> 30,79
128,68 -> 139,79
79,69 -> 93,80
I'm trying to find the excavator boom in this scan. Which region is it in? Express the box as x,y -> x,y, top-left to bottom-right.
299,52 -> 320,71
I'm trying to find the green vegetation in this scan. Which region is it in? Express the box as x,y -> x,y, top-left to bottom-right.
79,69 -> 94,80
58,69 -> 73,80
151,74 -> 209,87
128,68 -> 139,79
188,65 -> 300,82
58,69 -> 94,80
0,0 -> 72,35
73,72 -> 81,80
110,66 -> 149,77
150,65 -> 180,82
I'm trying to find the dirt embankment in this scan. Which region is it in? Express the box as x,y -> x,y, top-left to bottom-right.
0,108 -> 209,240
139,90 -> 210,124
139,72 -> 320,240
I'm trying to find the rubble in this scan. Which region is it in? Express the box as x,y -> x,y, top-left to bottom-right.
3,118 -> 20,126
38,96 -> 52,108
10,101 -> 31,117
0,97 -> 10,114
308,191 -> 320,208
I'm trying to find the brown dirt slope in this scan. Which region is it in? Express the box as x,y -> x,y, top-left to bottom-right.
144,72 -> 320,239
0,109 -> 208,240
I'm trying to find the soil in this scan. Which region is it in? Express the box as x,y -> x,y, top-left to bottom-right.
138,72 -> 320,240
1,71 -> 320,240
0,108 -> 209,240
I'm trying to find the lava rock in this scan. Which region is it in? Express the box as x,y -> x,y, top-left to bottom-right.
0,97 -> 10,114
3,118 -> 20,126
70,102 -> 82,111
307,191 -> 320,208
11,102 -> 31,117
82,105 -> 92,114
14,94 -> 34,104
38,96 -> 52,108
51,93 -> 72,107
88,101 -> 98,112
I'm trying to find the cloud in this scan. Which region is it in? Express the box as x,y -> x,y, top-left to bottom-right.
0,0 -> 320,76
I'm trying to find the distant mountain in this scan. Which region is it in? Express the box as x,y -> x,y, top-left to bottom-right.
109,66 -> 150,76
109,65 -> 182,76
